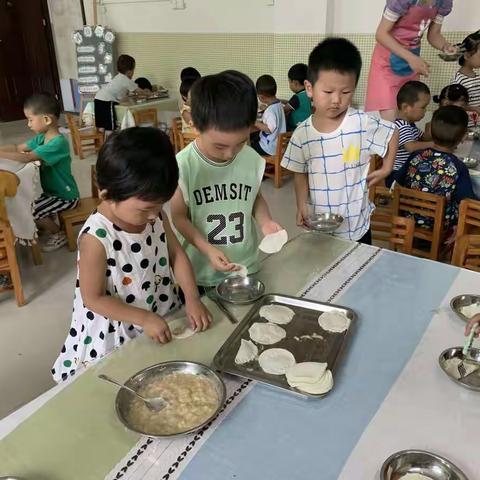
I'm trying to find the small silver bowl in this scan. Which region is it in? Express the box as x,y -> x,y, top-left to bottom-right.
305,212 -> 344,233
439,347 -> 480,391
438,52 -> 463,62
381,449 -> 469,480
450,294 -> 480,323
216,276 -> 265,305
115,361 -> 226,438
461,156 -> 479,169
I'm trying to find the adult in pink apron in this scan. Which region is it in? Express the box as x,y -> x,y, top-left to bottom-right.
365,0 -> 454,120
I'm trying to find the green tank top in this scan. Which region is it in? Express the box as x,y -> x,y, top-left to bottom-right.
288,90 -> 312,130
176,142 -> 265,286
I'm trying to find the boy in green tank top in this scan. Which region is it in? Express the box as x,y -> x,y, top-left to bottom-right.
171,70 -> 283,287
285,63 -> 312,131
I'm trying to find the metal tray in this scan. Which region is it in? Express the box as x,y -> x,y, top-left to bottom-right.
213,294 -> 357,398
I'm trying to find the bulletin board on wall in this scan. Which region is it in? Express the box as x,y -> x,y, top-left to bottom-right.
72,25 -> 117,95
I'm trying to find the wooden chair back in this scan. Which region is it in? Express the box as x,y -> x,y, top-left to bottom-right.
452,234 -> 480,272
456,199 -> 480,238
389,216 -> 415,255
66,113 -> 104,160
0,170 -> 25,305
392,186 -> 446,260
263,131 -> 293,188
132,108 -> 158,128
171,117 -> 183,153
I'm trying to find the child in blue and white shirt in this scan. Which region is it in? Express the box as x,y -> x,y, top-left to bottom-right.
252,75 -> 286,156
281,38 -> 398,243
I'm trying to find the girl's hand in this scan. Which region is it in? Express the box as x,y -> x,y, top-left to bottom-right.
206,246 -> 236,272
142,313 -> 172,344
185,297 -> 212,331
465,314 -> 480,338
261,220 -> 283,236
408,55 -> 430,77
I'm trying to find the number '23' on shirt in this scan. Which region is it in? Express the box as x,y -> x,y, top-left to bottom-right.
176,141 -> 265,286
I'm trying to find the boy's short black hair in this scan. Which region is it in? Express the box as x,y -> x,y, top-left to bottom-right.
431,105 -> 468,149
180,77 -> 197,100
433,83 -> 469,104
135,77 -> 152,91
180,67 -> 201,82
256,75 -> 277,96
288,63 -> 308,84
307,37 -> 362,85
191,70 -> 257,133
24,93 -> 61,118
96,127 -> 178,203
117,54 -> 135,74
396,80 -> 431,109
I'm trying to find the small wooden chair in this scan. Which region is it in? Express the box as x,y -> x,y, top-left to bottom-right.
66,113 -> 104,160
452,235 -> 480,271
133,108 -> 158,128
59,165 -> 100,251
389,216 -> 415,255
262,132 -> 293,188
456,199 -> 480,238
0,171 -> 25,306
370,185 -> 395,244
393,186 -> 446,261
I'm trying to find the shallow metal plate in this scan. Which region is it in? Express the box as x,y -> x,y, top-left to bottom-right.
462,157 -> 479,169
213,294 -> 356,398
381,449 -> 469,480
305,212 -> 344,233
439,347 -> 480,392
216,276 -> 265,305
115,361 -> 226,438
450,294 -> 480,323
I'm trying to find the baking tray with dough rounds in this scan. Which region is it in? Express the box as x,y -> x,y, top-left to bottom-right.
213,294 -> 357,398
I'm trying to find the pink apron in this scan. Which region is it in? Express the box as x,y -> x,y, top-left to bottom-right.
365,4 -> 439,112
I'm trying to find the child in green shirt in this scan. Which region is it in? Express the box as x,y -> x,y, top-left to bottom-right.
171,70 -> 283,287
285,63 -> 312,131
0,93 -> 79,251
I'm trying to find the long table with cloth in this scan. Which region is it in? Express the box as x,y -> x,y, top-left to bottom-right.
0,233 -> 479,479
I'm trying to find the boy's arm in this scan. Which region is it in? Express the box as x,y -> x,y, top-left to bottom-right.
162,212 -> 211,331
170,187 -> 237,272
403,140 -> 434,153
255,120 -> 271,133
294,173 -> 309,226
367,128 -> 399,187
253,191 -> 283,235
0,149 -> 38,163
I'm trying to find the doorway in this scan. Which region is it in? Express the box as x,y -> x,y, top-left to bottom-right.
0,0 -> 61,121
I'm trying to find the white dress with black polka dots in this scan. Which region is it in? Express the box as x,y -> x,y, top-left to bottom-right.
52,211 -> 179,382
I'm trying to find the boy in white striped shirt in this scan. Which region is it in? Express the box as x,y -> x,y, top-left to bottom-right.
387,80 -> 434,187
281,38 -> 398,244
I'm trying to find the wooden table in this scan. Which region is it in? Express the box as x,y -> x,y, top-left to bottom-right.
0,234 -> 478,479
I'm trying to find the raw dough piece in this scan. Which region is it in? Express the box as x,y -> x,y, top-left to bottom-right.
318,311 -> 350,333
259,229 -> 288,254
399,474 -> 434,480
248,322 -> 286,345
168,317 -> 195,339
462,303 -> 480,318
235,339 -> 258,365
286,362 -> 327,384
231,264 -> 248,278
287,369 -> 333,394
259,305 -> 295,325
444,357 -> 480,380
258,348 -> 296,375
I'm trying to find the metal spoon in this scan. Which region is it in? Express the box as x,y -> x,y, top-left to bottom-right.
98,373 -> 168,412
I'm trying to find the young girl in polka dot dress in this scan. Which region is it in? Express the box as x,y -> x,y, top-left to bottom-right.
52,127 -> 211,382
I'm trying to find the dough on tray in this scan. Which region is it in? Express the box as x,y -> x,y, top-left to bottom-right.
259,305 -> 295,325
235,339 -> 258,365
318,311 -> 350,333
248,322 -> 286,345
258,348 -> 296,375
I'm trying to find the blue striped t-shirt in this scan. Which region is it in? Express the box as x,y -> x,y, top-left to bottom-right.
393,119 -> 422,171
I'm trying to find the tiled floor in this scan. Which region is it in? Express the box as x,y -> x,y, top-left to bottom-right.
0,120 -> 301,419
